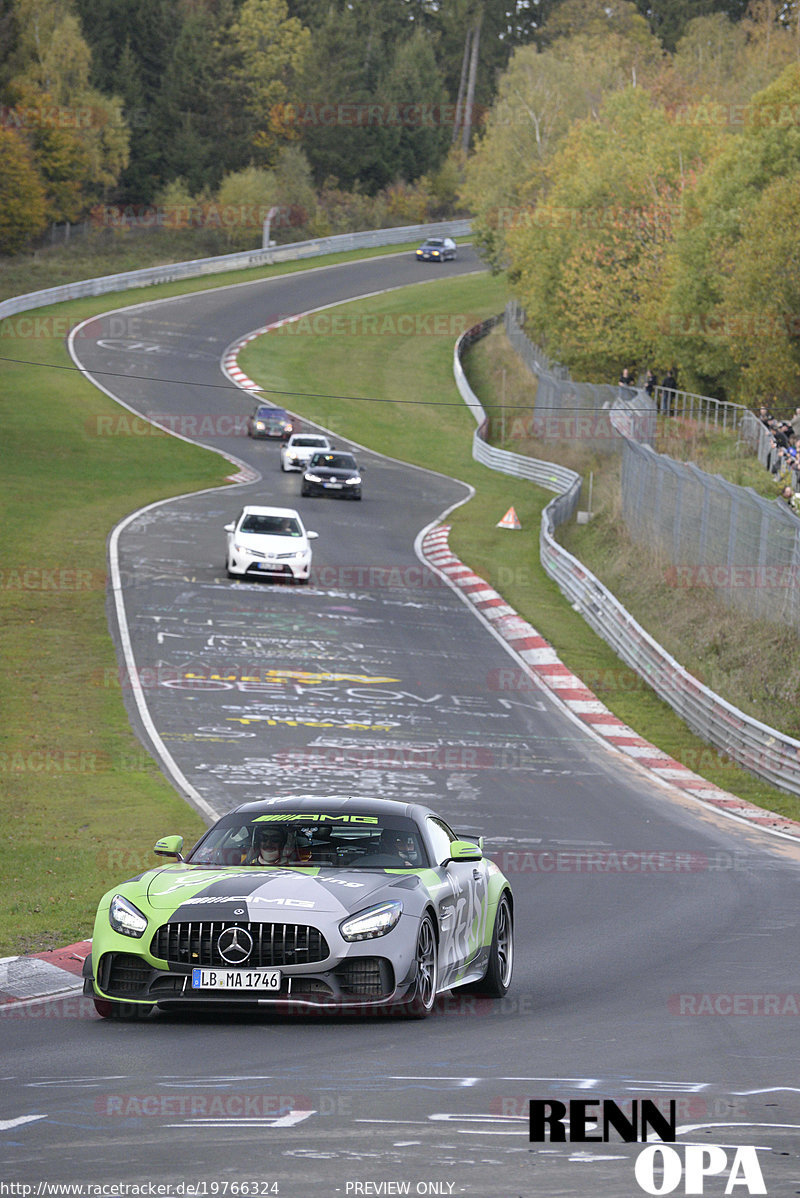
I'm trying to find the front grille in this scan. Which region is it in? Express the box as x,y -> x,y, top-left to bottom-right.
151,921 -> 329,968
336,958 -> 394,998
100,953 -> 152,996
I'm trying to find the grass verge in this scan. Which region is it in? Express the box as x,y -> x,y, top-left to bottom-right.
242,293 -> 800,823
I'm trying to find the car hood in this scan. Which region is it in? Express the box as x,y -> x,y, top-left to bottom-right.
144,864 -> 415,919
306,467 -> 358,480
232,532 -> 306,553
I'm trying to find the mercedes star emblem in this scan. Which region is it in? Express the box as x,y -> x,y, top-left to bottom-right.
217,925 -> 253,965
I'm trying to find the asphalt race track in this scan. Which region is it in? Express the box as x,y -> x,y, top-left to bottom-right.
3,248 -> 800,1198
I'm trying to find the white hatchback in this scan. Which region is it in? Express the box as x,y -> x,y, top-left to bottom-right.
224,506 -> 318,583
280,433 -> 332,472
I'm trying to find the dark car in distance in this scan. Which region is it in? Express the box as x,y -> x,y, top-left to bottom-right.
415,237 -> 457,262
247,405 -> 295,440
302,451 -> 362,500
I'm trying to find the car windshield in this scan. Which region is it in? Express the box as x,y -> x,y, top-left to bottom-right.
239,514 -> 301,536
292,437 -> 327,447
309,454 -> 357,470
187,813 -> 428,869
255,408 -> 287,420
425,240 -> 444,247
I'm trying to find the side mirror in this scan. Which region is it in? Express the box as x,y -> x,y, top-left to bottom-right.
443,839 -> 482,865
307,530 -> 319,540
154,835 -> 184,860
224,522 -> 235,532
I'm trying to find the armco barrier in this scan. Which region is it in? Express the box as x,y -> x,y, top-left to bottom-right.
454,318 -> 800,799
0,220 -> 472,322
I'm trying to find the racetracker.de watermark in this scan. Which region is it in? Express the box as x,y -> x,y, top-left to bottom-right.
669,993 -> 800,1015
272,313 -> 476,337
665,565 -> 800,588
661,312 -> 800,337
276,100 -> 487,128
84,413 -> 251,438
489,850 -> 747,874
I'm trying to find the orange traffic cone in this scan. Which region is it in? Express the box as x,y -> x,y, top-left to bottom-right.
497,506 -> 521,529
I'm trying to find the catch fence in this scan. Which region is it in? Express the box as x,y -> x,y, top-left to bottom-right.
454,312 -> 800,799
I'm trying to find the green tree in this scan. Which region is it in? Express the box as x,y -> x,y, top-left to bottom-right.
4,0 -> 129,208
506,87 -> 713,377
721,170 -> 800,403
0,126 -> 47,251
659,61 -> 800,395
462,11 -> 663,268
230,0 -> 310,164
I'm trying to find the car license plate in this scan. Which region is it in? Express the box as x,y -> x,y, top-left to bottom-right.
191,968 -> 282,990
323,481 -> 342,488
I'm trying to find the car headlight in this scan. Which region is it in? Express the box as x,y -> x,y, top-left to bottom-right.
340,900 -> 403,942
344,476 -> 361,485
109,893 -> 148,938
254,422 -> 265,430
305,472 -> 322,483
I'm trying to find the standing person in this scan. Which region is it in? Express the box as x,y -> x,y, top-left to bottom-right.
619,366 -> 634,388
644,369 -> 656,398
661,367 -> 678,415
791,406 -> 800,438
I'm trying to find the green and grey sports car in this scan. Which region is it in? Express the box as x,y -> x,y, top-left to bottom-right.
84,796 -> 514,1020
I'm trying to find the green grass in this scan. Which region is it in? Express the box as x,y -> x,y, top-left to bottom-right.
242,291 -> 800,823
0,239 -> 436,956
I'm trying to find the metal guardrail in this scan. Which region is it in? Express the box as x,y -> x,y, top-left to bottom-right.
453,316 -> 800,799
654,385 -> 749,432
0,219 -> 473,321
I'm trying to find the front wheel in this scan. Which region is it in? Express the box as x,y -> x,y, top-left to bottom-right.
402,915 -> 438,1018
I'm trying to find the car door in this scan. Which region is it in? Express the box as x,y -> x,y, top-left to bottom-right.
425,817 -> 490,989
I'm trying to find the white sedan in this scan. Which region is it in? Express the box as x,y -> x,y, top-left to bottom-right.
280,433 -> 332,472
224,506 -> 318,583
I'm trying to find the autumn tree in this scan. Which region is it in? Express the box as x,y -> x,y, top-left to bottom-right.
505,87 -> 714,378
0,126 -> 47,251
462,4 -> 664,268
658,61 -> 800,396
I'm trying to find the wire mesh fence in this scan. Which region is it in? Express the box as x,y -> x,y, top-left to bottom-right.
453,314 -> 800,799
505,304 -> 800,630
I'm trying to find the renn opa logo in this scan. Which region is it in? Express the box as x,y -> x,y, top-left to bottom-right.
529,1100 -> 766,1194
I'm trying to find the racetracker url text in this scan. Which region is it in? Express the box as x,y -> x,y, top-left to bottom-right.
0,1186 -> 280,1197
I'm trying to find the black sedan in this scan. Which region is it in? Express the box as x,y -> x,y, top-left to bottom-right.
302,451 -> 362,500
415,237 -> 457,262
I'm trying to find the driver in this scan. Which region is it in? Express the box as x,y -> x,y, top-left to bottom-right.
254,827 -> 288,865
379,829 -> 416,866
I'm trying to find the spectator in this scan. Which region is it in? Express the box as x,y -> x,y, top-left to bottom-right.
660,367 -> 678,415
791,406 -> 800,437
644,369 -> 656,398
758,404 -> 773,426
619,366 -> 634,388
780,484 -> 800,515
